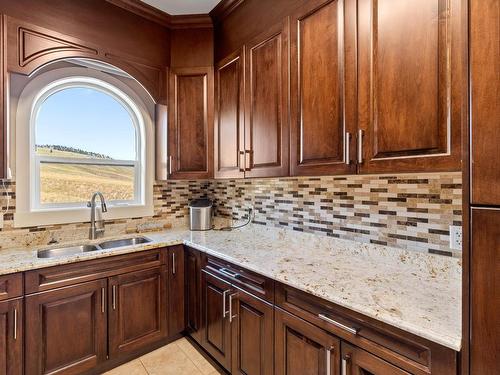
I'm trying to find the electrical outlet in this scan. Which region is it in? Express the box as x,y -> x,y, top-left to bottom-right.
449,226 -> 462,250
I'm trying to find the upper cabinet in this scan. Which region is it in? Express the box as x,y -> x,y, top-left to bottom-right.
0,15 -> 5,180
290,0 -> 357,176
356,0 -> 465,173
168,67 -> 214,179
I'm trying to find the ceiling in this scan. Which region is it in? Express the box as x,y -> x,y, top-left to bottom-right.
140,0 -> 222,15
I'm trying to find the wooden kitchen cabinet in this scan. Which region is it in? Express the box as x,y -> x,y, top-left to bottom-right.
230,288 -> 274,375
341,343 -> 410,375
186,247 -> 203,343
275,308 -> 340,375
201,269 -> 233,371
356,0 -> 465,173
25,279 -> 108,375
168,66 -> 214,179
289,0 -> 357,176
108,266 -> 168,357
168,245 -> 185,336
0,298 -> 22,375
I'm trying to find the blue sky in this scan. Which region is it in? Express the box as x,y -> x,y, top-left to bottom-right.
36,87 -> 136,160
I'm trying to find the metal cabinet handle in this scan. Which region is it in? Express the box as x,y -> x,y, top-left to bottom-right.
326,346 -> 333,375
219,268 -> 239,279
357,129 -> 364,164
172,252 -> 176,275
101,287 -> 106,313
318,314 -> 358,335
112,285 -> 117,310
222,290 -> 230,318
239,151 -> 245,172
245,150 -> 252,171
345,132 -> 351,165
168,155 -> 173,175
13,308 -> 18,340
229,292 -> 238,323
342,354 -> 351,375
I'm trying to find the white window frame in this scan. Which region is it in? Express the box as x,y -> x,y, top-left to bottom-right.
14,66 -> 155,227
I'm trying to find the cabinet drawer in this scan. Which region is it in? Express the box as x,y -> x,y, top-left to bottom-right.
0,273 -> 23,301
204,255 -> 274,303
276,283 -> 456,375
25,248 -> 166,294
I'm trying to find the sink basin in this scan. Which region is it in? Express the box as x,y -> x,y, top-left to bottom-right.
98,236 -> 151,249
37,245 -> 100,258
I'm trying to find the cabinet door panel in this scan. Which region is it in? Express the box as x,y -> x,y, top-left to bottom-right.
168,67 -> 214,179
290,0 -> 357,176
342,342 -> 411,375
109,266 -> 167,357
245,20 -> 289,178
25,279 -> 107,375
0,298 -> 22,375
470,208 -> 500,374
201,270 -> 232,371
358,0 -> 465,173
231,289 -> 274,375
275,308 -> 340,375
186,248 -> 203,343
168,245 -> 186,336
215,50 -> 245,179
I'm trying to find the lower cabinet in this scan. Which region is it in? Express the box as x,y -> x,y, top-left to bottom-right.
0,298 -> 23,375
186,247 -> 203,343
275,308 -> 340,375
168,245 -> 185,337
341,343 -> 411,375
108,266 -> 168,357
25,279 -> 108,375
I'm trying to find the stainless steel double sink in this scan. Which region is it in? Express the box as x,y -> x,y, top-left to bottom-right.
37,236 -> 151,258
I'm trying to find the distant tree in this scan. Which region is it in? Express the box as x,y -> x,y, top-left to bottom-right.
36,144 -> 113,159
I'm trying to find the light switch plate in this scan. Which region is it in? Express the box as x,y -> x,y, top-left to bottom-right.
449,226 -> 462,250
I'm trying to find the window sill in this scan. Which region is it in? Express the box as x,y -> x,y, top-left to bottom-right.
14,205 -> 154,228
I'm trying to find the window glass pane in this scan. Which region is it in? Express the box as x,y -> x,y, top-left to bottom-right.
36,87 -> 136,161
39,162 -> 134,204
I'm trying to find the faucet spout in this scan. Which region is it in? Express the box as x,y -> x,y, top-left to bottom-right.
88,192 -> 107,240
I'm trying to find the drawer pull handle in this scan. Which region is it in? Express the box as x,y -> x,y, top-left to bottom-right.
13,308 -> 18,340
318,313 -> 358,335
112,285 -> 117,310
222,290 -> 230,318
357,129 -> 364,164
326,346 -> 333,374
101,287 -> 105,313
229,292 -> 238,323
342,354 -> 351,375
172,252 -> 176,275
219,268 -> 239,279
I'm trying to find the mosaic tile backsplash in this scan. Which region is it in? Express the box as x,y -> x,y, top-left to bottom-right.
0,172 -> 462,256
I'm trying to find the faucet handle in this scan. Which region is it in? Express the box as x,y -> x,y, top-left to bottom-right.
102,203 -> 108,213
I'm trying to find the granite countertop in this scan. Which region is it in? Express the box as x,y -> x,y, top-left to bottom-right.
0,224 -> 462,351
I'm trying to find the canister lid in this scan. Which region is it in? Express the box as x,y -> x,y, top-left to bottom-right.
189,198 -> 212,208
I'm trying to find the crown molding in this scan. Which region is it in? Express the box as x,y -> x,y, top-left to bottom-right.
209,0 -> 245,24
106,0 -> 213,29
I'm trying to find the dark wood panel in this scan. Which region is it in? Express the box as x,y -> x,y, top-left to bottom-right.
470,208 -> 500,374
231,289 -> 274,375
244,19 -> 289,178
214,49 -> 245,179
470,0 -> 500,205
186,247 -> 203,343
0,14 -> 6,179
168,66 -> 214,179
275,307 -> 340,375
168,245 -> 186,336
201,269 -> 232,371
25,248 -> 166,294
357,0 -> 465,173
0,273 -> 22,302
170,28 -> 214,68
0,298 -> 23,375
290,0 -> 357,176
342,342 -> 411,375
108,266 -> 168,357
25,279 -> 107,374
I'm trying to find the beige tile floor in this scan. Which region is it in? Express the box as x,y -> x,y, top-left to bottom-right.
104,338 -> 221,375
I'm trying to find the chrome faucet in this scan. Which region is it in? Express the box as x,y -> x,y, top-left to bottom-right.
87,192 -> 108,240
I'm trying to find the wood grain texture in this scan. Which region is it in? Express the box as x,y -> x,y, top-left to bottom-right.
0,274 -> 22,302
25,279 -> 107,374
186,247 -> 203,343
0,15 -> 5,179
0,298 -> 23,375
342,342 -> 411,375
168,245 -> 186,336
170,28 -> 214,68
470,208 -> 500,374
470,0 -> 500,206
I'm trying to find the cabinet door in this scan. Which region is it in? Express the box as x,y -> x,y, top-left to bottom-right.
168,67 -> 214,179
201,269 -> 233,371
231,289 -> 274,375
0,298 -> 22,375
275,308 -> 340,375
290,0 -> 357,176
186,247 -> 203,343
470,0 -> 500,205
0,15 -> 5,180
244,19 -> 289,178
109,266 -> 167,357
357,0 -> 465,173
25,279 -> 107,375
168,245 -> 186,336
470,208 -> 500,374
341,343 -> 411,375
215,50 -> 245,179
